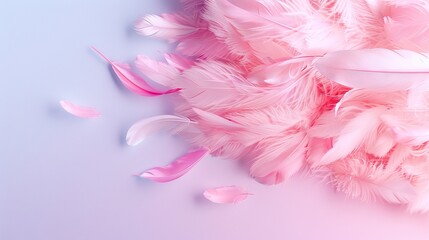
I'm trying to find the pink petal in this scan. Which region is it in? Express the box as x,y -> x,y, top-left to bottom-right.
59,100 -> 101,119
126,115 -> 192,146
203,186 -> 252,204
91,47 -> 180,96
138,148 -> 209,183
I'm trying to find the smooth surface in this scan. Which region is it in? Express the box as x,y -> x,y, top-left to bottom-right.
1,1 -> 429,240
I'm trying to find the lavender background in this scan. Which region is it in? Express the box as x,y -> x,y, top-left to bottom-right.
1,1 -> 429,239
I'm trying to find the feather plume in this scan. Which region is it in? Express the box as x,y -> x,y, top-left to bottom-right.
316,108 -> 384,166
329,159 -> 416,204
90,0 -> 429,212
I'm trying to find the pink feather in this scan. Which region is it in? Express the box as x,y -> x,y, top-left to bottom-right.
126,115 -> 193,146
135,55 -> 180,87
139,149 -> 209,183
59,100 -> 101,119
135,14 -> 198,41
91,47 -> 180,96
316,108 -> 384,166
203,186 -> 252,204
329,159 -> 416,204
383,1 -> 429,51
89,0 -> 429,212
314,48 -> 429,91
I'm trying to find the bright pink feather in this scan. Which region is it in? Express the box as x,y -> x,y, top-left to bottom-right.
138,148 -> 209,183
91,47 -> 180,96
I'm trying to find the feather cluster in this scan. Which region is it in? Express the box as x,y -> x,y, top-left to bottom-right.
110,0 -> 429,212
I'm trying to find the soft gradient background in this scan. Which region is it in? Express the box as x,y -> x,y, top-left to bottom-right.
1,1 -> 429,239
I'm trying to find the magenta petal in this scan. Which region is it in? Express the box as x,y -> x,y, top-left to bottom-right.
59,100 -> 101,119
139,148 -> 209,183
203,186 -> 252,204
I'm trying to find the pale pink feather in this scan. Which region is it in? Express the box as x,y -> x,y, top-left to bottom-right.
329,159 -> 416,204
135,14 -> 198,41
135,55 -> 180,87
203,186 -> 252,204
163,53 -> 194,71
59,100 -> 101,119
126,115 -> 193,146
383,1 -> 429,51
317,108 -> 384,166
314,49 -> 429,91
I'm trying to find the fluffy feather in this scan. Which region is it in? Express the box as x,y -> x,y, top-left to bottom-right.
94,0 -> 429,212
329,158 -> 416,204
317,107 -> 384,166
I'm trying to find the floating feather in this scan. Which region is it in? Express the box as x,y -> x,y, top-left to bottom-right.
59,100 -> 101,119
138,149 -> 209,183
91,47 -> 180,96
126,115 -> 193,146
203,186 -> 252,204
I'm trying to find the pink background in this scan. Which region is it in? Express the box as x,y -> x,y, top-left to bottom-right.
1,0 -> 429,239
